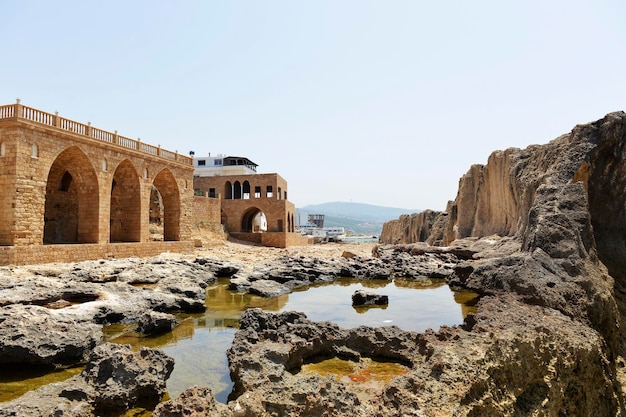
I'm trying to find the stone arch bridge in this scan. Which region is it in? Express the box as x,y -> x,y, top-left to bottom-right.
0,100 -> 194,265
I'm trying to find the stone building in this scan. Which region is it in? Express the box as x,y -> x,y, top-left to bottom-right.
0,100 -> 195,265
193,154 -> 307,247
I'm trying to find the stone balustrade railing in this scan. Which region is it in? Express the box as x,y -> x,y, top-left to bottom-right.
0,100 -> 192,166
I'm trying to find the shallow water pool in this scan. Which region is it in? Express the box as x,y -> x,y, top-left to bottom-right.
0,277 -> 477,405
108,277 -> 477,403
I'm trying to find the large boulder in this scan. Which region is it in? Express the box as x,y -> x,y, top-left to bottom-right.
226,303 -> 620,416
351,290 -> 388,306
0,304 -> 101,367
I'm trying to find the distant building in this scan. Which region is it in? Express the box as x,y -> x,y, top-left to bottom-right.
194,154 -> 258,176
192,154 -> 306,248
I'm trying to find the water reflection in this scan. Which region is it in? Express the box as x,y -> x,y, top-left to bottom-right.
115,277 -> 477,403
0,365 -> 83,403
1,277 -> 478,405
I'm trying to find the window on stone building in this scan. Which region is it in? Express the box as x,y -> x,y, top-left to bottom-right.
102,159 -> 107,172
31,143 -> 39,158
225,181 -> 233,199
209,188 -> 216,198
197,159 -> 206,166
266,185 -> 273,198
194,189 -> 203,196
143,168 -> 149,179
243,181 -> 250,199
277,187 -> 282,200
254,186 -> 261,198
284,191 -> 288,200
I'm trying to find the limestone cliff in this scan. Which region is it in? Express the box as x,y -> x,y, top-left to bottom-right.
381,111 -> 626,351
381,112 -> 625,250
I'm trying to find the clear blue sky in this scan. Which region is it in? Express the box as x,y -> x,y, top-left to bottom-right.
2,1 -> 625,210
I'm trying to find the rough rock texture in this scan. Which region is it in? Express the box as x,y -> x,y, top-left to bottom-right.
136,311 -> 179,335
0,343 -> 174,416
351,290 -> 388,306
380,111 -> 626,352
227,252 -> 452,298
221,112 -> 626,416
152,386 -> 233,417
0,255 -> 238,367
0,304 -> 101,367
226,304 -> 620,416
380,111 -> 626,248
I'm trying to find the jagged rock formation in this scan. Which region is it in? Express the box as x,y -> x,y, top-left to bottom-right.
381,111 -> 626,247
211,112 -> 626,416
381,111 -> 626,350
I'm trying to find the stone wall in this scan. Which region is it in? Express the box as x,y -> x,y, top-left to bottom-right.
261,232 -> 309,248
191,196 -> 221,224
229,232 -> 309,248
0,241 -> 194,265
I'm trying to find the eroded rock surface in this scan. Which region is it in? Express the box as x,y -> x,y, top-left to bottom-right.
0,255 -> 239,367
225,303 -> 619,416
219,112 -> 626,415
0,304 -> 101,367
4,112 -> 626,416
0,343 -> 173,416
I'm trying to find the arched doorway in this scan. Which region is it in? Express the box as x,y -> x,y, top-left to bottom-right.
110,160 -> 141,242
241,207 -> 267,233
44,147 -> 99,244
152,168 -> 181,241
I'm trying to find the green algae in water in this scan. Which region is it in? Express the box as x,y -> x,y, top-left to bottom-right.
0,365 -> 84,403
300,357 -> 410,385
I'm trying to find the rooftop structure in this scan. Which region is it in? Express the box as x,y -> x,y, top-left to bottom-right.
193,154 -> 258,176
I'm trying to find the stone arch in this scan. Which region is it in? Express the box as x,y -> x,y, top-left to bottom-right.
44,146 -> 99,244
225,181 -> 233,200
152,168 -> 181,241
110,159 -> 141,242
241,207 -> 267,233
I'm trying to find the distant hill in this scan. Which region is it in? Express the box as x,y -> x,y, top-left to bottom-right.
297,202 -> 420,236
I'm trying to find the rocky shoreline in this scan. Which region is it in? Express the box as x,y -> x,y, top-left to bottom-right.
3,111 -> 626,415
0,235 -> 623,416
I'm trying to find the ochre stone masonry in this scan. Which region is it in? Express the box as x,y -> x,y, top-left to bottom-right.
194,173 -> 309,248
0,101 -> 195,265
192,196 -> 221,224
